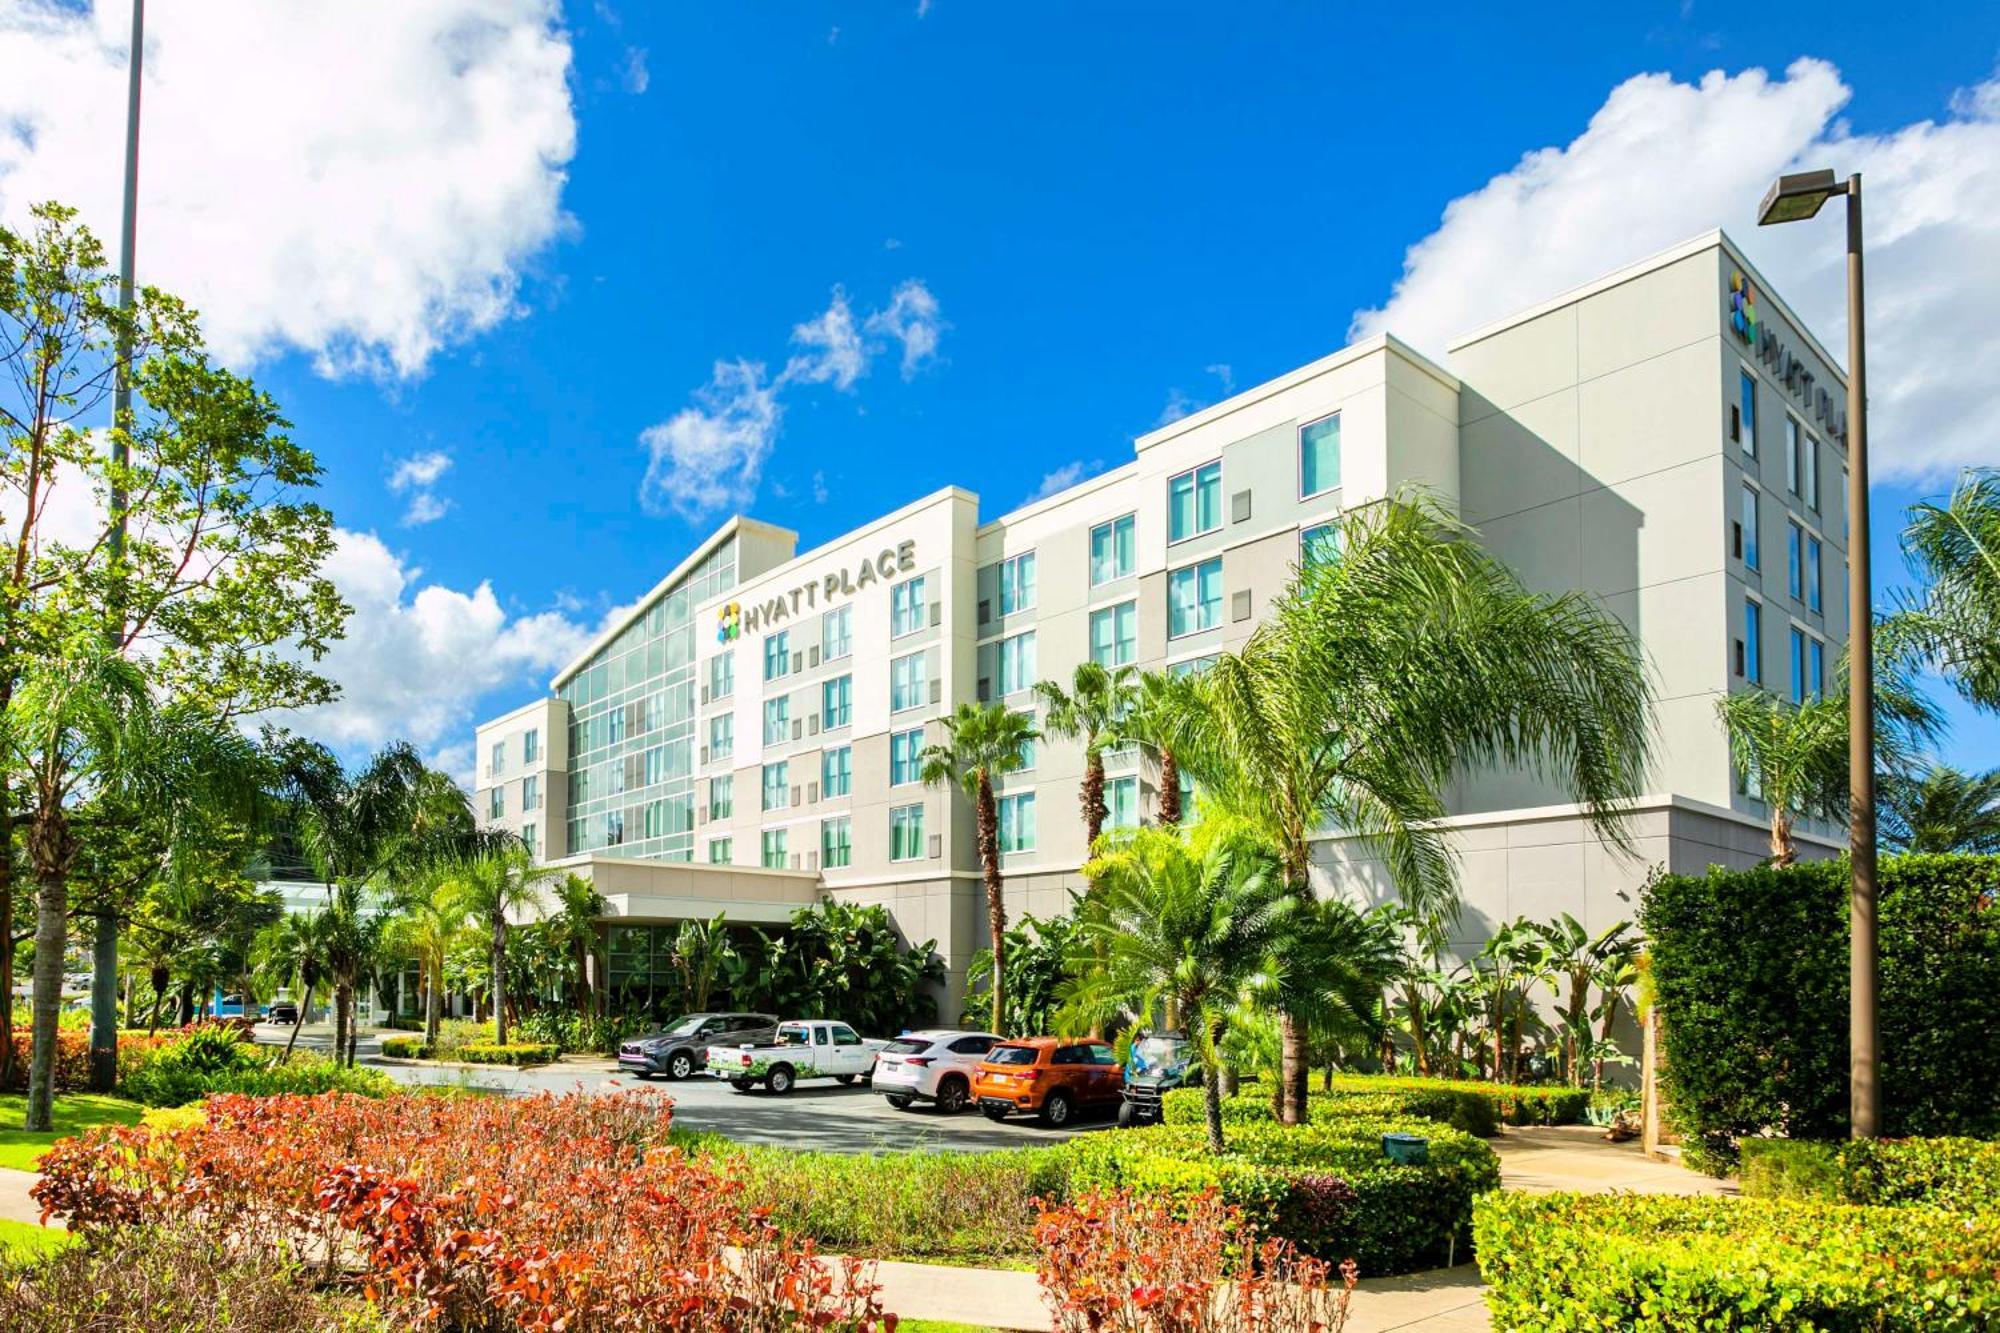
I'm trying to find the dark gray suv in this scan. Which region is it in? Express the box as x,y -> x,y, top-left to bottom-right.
619,1012 -> 778,1081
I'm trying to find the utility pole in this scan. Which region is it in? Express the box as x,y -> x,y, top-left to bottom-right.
90,0 -> 144,1094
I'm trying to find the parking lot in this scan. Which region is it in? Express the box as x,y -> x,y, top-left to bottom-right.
257,1024 -> 1112,1153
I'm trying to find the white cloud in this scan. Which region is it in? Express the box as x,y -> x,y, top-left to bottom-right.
270,528 -> 596,758
1350,58 -> 2000,481
1156,388 -> 1202,426
1024,459 -> 1100,505
0,0 -> 577,380
639,281 -> 944,522
387,450 -> 453,525
401,492 -> 452,526
812,470 -> 830,504
1205,363 -> 1235,395
620,45 -> 649,94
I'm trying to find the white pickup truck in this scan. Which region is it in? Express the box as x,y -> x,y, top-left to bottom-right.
705,1018 -> 888,1094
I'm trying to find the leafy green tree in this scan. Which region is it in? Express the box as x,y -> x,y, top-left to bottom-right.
256,909 -> 330,1060
1895,468 -> 2000,710
383,864 -> 470,1048
451,843 -> 556,1045
921,703 -> 1039,1034
1170,495 -> 1652,1122
544,873 -> 606,1014
1879,765 -> 2000,855
1034,662 -> 1136,850
963,904 -> 1085,1035
1113,670 -> 1201,826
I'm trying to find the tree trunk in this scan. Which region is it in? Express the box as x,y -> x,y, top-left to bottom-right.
1278,843 -> 1311,1125
492,915 -> 509,1045
284,981 -> 312,1060
977,772 -> 1007,1036
1491,988 -> 1506,1083
1564,973 -> 1589,1087
1156,749 -> 1181,827
1201,1014 -> 1228,1154
1594,993 -> 1622,1092
25,863 -> 68,1132
426,957 -> 443,1048
333,982 -> 351,1069
1405,980 -> 1431,1076
88,912 -> 118,1092
1770,808 -> 1796,866
0,776 -> 13,1092
1080,748 -> 1106,851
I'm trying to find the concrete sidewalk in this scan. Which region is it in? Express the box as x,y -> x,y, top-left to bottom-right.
1492,1123 -> 1735,1196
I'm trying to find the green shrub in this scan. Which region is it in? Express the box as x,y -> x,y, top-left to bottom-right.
1742,1136 -> 2000,1213
378,1036 -> 426,1059
1475,1192 -> 2000,1331
1065,1117 -> 1499,1274
460,1042 -> 560,1066
1158,1074 -> 1576,1137
122,1031 -> 394,1107
426,1019 -> 494,1061
1643,854 -> 2000,1171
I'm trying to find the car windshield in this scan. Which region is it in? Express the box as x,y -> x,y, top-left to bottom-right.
774,1024 -> 811,1046
664,1015 -> 712,1036
985,1045 -> 1039,1066
1130,1036 -> 1193,1077
882,1037 -> 932,1056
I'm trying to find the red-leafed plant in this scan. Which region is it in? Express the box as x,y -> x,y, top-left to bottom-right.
1034,1187 -> 1356,1333
35,1089 -> 889,1331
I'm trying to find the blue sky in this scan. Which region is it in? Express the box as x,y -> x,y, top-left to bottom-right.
2,1 -> 1996,777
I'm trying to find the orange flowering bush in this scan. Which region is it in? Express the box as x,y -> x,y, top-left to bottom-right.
1,1029 -> 181,1092
35,1089 -> 888,1331
1034,1187 -> 1355,1333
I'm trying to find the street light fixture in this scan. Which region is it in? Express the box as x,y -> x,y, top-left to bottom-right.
1757,167 -> 1876,1140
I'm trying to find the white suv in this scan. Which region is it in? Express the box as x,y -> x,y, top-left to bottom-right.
873,1029 -> 1002,1114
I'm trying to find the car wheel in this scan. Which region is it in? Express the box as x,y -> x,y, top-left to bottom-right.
935,1076 -> 969,1114
631,1070 -> 653,1082
834,1073 -> 857,1085
1040,1090 -> 1075,1128
1117,1099 -> 1136,1128
767,1065 -> 795,1095
886,1094 -> 913,1110
667,1051 -> 694,1081
980,1104 -> 1010,1122
730,1077 -> 754,1092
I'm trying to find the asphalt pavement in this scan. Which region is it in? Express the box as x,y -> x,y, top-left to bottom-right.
253,1023 -> 1109,1153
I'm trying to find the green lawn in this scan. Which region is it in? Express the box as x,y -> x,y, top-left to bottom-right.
0,1216 -> 74,1259
897,1324 -> 1003,1333
0,1092 -> 146,1171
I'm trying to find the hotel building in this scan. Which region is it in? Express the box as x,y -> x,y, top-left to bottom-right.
474,231 -> 1851,1016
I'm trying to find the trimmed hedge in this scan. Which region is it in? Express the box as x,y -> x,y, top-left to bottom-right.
1159,1075 -> 1588,1137
460,1042 -> 560,1066
1643,854 -> 2000,1170
1475,1192 -> 2000,1331
378,1036 -> 425,1059
1742,1136 -> 2000,1213
1065,1116 -> 1499,1274
1329,1075 -> 1586,1128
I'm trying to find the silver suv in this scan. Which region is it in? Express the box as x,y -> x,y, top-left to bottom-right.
619,1012 -> 778,1081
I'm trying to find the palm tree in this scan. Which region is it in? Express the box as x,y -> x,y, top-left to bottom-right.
545,874 -> 606,1015
257,910 -> 331,1059
453,843 -> 556,1045
669,913 -> 732,1015
1895,468 -> 2000,710
1071,823 -> 1297,1152
1113,670 -> 1202,826
385,865 -> 470,1049
1034,662 -> 1136,850
1171,495 -> 1653,1123
1879,764 -> 2000,854
921,703 -> 1040,1034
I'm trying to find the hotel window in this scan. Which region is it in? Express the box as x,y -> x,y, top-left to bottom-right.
1014,710 -> 1037,770
822,745 -> 852,798
1742,598 -> 1763,684
999,552 -> 1037,615
762,761 -> 789,811
1089,601 -> 1137,668
1300,523 -> 1340,569
891,576 -> 927,637
890,728 -> 924,786
1806,536 -> 1823,613
764,631 -> 790,682
997,792 -> 1036,854
521,822 -> 539,859
489,740 -> 505,777
522,729 -> 539,764
709,652 -> 734,701
642,745 -> 668,786
1168,558 -> 1223,638
1739,485 -> 1760,571
642,799 -> 669,839
607,707 -> 626,745
521,774 -> 540,812
708,837 -> 732,865
1168,461 -> 1222,543
1804,433 -> 1821,511
488,787 -> 504,819
822,605 -> 852,661
822,674 -> 852,729
1738,371 -> 1757,455
822,816 -> 852,870
1090,514 -> 1136,585
761,828 -> 787,869
1789,629 -> 1808,704
890,804 -> 925,862
709,775 -> 733,820
1785,417 -> 1803,495
1787,521 -> 1804,601
1300,414 -> 1341,498
1169,654 -> 1218,679
890,652 -> 928,712
763,697 -> 789,746
708,713 -> 733,761
997,631 -> 1037,695
604,809 -> 624,847
1107,775 -> 1139,830
1808,637 -> 1825,701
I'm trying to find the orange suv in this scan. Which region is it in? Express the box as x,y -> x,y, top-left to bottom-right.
973,1037 -> 1124,1127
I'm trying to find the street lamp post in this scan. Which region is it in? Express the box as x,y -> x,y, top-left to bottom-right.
1757,168 -> 1876,1139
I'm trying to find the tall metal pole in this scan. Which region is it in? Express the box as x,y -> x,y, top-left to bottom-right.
1843,173 -> 1878,1140
90,0 -> 144,1094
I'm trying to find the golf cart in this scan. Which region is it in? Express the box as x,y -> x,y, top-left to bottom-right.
1119,1029 -> 1201,1126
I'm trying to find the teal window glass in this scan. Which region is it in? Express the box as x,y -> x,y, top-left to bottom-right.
1300,414 -> 1341,496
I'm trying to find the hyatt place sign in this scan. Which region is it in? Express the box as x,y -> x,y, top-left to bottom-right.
1728,271 -> 1849,446
716,540 -> 917,642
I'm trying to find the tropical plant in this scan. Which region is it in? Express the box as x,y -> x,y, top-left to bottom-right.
1473,919 -> 1555,1085
1034,661 -> 1137,849
1168,495 -> 1653,1122
964,905 -> 1086,1036
544,873 -> 606,1013
450,843 -> 556,1045
1879,764 -> 2000,855
669,913 -> 731,1015
1255,894 -> 1402,1091
256,910 -> 331,1060
1113,670 -> 1203,825
921,702 -> 1040,1033
1894,467 -> 2000,710
1531,914 -> 1637,1088
382,865 -> 470,1048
